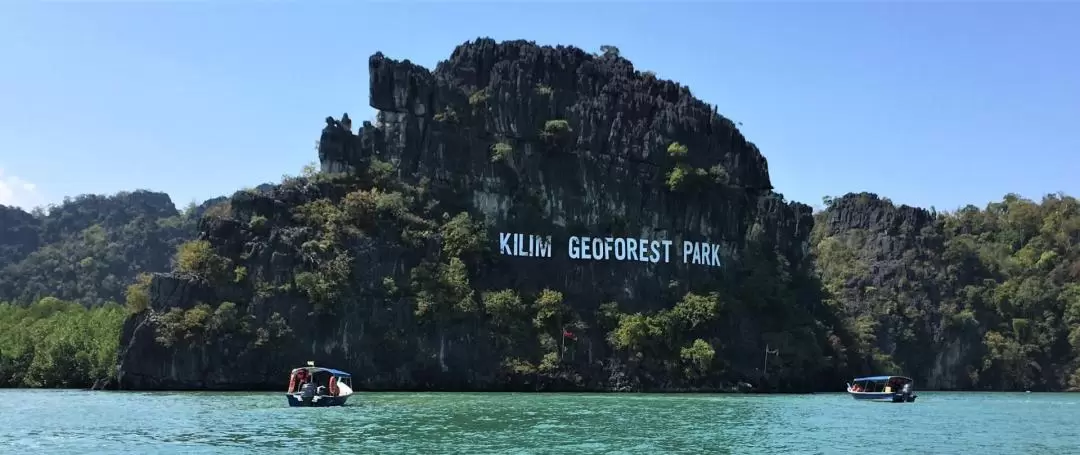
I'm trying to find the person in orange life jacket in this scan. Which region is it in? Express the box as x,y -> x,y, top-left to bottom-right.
288,369 -> 311,393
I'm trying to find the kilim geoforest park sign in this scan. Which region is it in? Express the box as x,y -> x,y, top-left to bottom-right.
497,232 -> 722,267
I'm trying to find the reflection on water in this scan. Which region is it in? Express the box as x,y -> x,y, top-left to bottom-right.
0,390 -> 1077,454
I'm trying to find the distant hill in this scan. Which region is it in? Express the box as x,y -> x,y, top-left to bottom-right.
0,183 -> 274,307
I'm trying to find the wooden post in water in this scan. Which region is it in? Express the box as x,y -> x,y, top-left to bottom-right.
763,344 -> 768,376
763,344 -> 779,376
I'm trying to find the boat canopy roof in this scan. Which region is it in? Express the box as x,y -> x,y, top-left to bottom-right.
292,366 -> 352,378
854,375 -> 912,382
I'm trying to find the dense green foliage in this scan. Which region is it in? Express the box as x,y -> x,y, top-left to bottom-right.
103,159 -> 804,390
0,191 -> 197,306
604,292 -> 723,376
154,301 -> 292,350
0,188 -> 245,388
815,192 -> 1080,391
2,169 -> 1077,391
0,297 -> 125,387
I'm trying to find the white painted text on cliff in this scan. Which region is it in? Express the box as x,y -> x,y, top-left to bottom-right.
497,232 -> 722,267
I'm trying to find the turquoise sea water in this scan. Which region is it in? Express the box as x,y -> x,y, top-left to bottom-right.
0,390 -> 1077,454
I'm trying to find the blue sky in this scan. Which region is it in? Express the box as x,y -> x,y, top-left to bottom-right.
0,2 -> 1077,213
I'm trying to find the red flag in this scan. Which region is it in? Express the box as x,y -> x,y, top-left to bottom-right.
563,329 -> 577,340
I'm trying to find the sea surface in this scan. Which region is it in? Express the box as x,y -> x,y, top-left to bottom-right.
0,390 -> 1077,454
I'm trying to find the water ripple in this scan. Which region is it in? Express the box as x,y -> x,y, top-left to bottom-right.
0,390 -> 1078,454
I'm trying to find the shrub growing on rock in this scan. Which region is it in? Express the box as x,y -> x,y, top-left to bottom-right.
174,240 -> 231,282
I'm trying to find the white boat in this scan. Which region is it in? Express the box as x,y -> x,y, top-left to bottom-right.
285,362 -> 355,407
846,375 -> 917,403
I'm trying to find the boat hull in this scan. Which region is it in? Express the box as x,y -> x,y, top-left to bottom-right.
285,393 -> 350,407
847,391 -> 917,403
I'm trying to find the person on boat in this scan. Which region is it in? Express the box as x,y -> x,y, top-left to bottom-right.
328,376 -> 338,397
287,371 -> 298,393
289,368 -> 310,393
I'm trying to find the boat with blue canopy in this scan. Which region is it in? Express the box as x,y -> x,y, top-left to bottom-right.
285,361 -> 354,407
846,375 -> 917,403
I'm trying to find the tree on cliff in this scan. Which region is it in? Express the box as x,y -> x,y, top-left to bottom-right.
813,192 -> 1080,391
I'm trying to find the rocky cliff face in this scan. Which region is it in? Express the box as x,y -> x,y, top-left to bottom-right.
813,193 -> 962,388
116,39 -> 845,392
813,192 -> 1080,391
329,39 -> 804,311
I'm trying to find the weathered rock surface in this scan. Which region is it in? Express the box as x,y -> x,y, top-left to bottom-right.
116,39 -> 840,392
815,193 -> 958,386
812,192 -> 1080,392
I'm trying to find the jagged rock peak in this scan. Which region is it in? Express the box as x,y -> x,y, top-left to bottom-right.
357,37 -> 773,191
820,192 -> 936,235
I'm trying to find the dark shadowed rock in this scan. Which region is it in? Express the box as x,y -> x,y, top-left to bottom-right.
813,193 -> 982,390
117,38 -> 838,393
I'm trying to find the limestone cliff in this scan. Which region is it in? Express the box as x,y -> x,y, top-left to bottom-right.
813,193 -> 960,388
116,39 -> 844,392
813,192 -> 1080,391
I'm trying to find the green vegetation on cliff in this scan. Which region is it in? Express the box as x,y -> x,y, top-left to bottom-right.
7,188 -> 1077,391
815,192 -> 1080,391
111,44 -> 840,391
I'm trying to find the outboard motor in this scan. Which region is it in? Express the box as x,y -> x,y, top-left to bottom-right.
300,382 -> 316,405
901,383 -> 914,402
